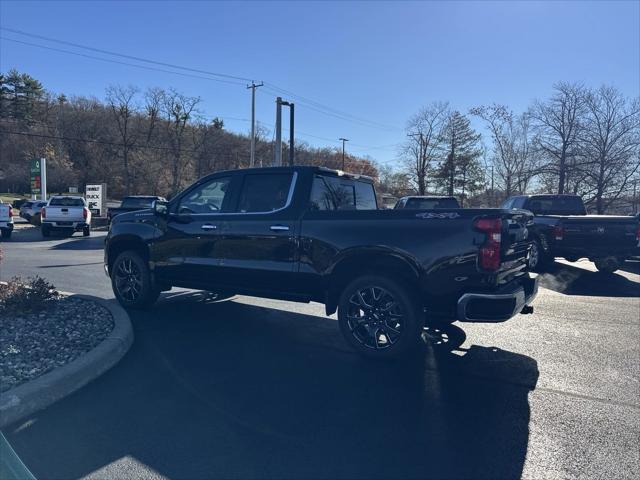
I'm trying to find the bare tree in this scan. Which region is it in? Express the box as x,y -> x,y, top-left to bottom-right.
580,86 -> 640,213
401,102 -> 449,194
160,88 -> 201,194
531,82 -> 586,194
471,104 -> 537,196
106,85 -> 140,195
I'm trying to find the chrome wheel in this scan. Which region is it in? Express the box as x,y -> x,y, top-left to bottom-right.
346,286 -> 405,350
114,257 -> 143,301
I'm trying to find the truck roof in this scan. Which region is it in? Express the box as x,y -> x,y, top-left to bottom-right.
203,166 -> 375,184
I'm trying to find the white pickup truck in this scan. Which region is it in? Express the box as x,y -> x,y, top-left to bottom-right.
0,200 -> 14,239
41,196 -> 92,237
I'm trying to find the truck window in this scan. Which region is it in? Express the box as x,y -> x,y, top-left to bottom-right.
526,196 -> 586,215
355,181 -> 377,210
121,197 -> 156,209
179,177 -> 231,214
49,197 -> 85,207
237,173 -> 293,213
501,198 -> 514,209
405,198 -> 459,209
310,176 -> 358,210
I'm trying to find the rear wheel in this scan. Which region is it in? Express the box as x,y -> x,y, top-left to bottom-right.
112,250 -> 160,309
594,256 -> 621,274
338,275 -> 423,359
1,229 -> 11,239
41,226 -> 50,238
528,238 -> 548,271
83,226 -> 91,237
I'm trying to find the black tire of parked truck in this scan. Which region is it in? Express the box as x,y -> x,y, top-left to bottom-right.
1,229 -> 11,239
528,238 -> 550,272
83,226 -> 91,237
337,275 -> 423,359
41,226 -> 50,237
594,256 -> 623,274
111,250 -> 161,309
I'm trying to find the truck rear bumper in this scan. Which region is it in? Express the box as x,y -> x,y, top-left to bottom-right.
0,222 -> 14,231
42,221 -> 89,231
457,274 -> 538,322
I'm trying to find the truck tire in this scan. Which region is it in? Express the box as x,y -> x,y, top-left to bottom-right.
1,229 -> 11,239
111,250 -> 161,309
41,226 -> 50,238
528,238 -> 548,272
338,275 -> 423,359
594,256 -> 621,274
83,226 -> 91,237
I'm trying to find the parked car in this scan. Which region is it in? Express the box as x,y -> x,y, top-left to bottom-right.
107,196 -> 166,223
105,166 -> 537,359
41,196 -> 92,237
19,201 -> 47,223
502,194 -> 640,273
394,196 -> 461,209
0,200 -> 14,239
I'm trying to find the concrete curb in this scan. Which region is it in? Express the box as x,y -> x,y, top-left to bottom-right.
0,295 -> 133,429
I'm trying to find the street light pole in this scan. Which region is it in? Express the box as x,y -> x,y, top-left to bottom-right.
339,138 -> 349,170
275,97 -> 283,166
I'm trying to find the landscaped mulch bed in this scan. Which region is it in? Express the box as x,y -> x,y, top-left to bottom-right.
0,295 -> 114,393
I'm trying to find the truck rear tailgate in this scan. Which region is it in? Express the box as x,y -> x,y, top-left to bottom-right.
560,216 -> 638,250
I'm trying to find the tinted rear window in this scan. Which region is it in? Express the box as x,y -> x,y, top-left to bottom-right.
526,196 -> 586,215
309,175 -> 376,211
405,198 -> 460,209
121,198 -> 156,209
49,197 -> 85,207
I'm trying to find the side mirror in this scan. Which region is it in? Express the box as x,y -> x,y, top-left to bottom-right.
153,199 -> 169,216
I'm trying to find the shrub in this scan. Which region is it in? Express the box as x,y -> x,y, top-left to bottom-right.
0,276 -> 60,314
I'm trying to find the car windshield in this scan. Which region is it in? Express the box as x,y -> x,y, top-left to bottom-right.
121,198 -> 156,209
49,197 -> 85,207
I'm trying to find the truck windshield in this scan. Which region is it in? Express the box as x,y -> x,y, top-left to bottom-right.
49,197 -> 85,207
121,198 -> 156,209
405,198 -> 459,209
527,196 -> 586,215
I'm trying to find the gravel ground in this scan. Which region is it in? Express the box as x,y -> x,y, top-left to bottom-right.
0,296 -> 114,392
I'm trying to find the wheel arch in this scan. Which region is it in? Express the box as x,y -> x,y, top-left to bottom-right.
107,235 -> 150,274
324,248 -> 422,316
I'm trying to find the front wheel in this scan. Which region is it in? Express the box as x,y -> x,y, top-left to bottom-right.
112,251 -> 160,309
338,275 -> 423,359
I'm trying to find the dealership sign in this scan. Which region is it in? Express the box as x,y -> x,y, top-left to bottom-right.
86,183 -> 107,217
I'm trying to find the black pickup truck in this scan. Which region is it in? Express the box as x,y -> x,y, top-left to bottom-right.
107,196 -> 166,223
105,166 -> 538,359
502,194 -> 640,273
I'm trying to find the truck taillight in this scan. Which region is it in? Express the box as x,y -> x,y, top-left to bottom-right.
8,208 -> 13,218
636,223 -> 640,243
41,207 -> 46,219
554,224 -> 564,241
83,207 -> 89,219
474,217 -> 502,271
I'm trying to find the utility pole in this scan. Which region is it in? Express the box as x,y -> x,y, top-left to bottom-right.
280,100 -> 295,166
247,81 -> 263,167
275,97 -> 283,166
339,138 -> 349,170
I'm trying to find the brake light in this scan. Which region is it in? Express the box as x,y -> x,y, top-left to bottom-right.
635,223 -> 640,243
554,224 -> 564,241
83,207 -> 89,220
41,207 -> 46,219
8,208 -> 13,218
474,217 -> 502,271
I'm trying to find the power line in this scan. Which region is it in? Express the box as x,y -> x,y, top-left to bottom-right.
1,28 -> 401,133
1,27 -> 254,83
0,37 -> 247,87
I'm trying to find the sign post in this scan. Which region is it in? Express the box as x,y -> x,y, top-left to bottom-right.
30,158 -> 47,200
85,183 -> 107,217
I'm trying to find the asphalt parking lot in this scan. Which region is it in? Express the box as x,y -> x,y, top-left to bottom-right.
1,223 -> 639,479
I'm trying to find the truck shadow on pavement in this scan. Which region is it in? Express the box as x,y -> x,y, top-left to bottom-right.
48,236 -> 105,251
6,292 -> 539,480
539,261 -> 639,297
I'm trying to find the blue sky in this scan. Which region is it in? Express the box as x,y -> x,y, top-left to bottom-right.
1,0 -> 638,166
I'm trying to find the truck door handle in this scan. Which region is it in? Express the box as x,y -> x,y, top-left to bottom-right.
201,224 -> 217,231
270,225 -> 290,231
